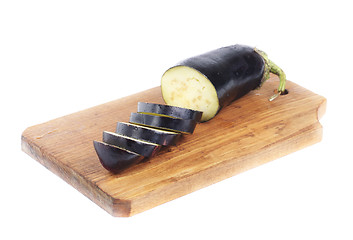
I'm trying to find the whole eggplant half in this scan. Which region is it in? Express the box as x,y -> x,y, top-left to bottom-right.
161,44 -> 287,122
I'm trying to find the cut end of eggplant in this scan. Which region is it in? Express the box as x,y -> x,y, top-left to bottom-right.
161,66 -> 219,122
93,141 -> 144,174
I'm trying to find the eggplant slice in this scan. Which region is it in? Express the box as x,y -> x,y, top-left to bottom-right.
129,112 -> 197,134
93,141 -> 144,173
116,122 -> 181,146
137,102 -> 203,122
103,131 -> 161,158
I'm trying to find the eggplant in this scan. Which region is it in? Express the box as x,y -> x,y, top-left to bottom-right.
94,102 -> 200,173
103,131 -> 161,157
93,141 -> 144,173
116,122 -> 181,146
129,112 -> 197,134
161,44 -> 287,122
137,102 -> 203,122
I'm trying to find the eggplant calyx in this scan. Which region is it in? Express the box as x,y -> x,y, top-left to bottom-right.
254,48 -> 287,101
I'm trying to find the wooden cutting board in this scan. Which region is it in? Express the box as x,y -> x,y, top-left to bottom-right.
21,75 -> 326,217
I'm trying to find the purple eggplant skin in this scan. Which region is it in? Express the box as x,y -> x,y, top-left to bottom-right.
137,102 -> 203,122
116,122 -> 181,146
129,112 -> 197,134
102,131 -> 161,158
176,44 -> 265,109
93,141 -> 144,174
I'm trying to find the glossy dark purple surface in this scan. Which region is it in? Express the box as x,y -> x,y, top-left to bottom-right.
177,44 -> 264,109
129,112 -> 197,134
137,102 -> 203,122
93,141 -> 143,173
102,131 -> 161,157
116,122 -> 181,146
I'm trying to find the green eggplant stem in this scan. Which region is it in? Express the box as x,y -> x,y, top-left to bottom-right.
254,48 -> 287,101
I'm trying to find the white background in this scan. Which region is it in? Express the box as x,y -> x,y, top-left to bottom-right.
1,1 -> 352,239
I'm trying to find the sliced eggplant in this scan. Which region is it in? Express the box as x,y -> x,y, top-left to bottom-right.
161,44 -> 287,122
116,122 -> 181,146
130,112 -> 197,134
137,102 -> 203,122
103,131 -> 161,157
93,141 -> 144,173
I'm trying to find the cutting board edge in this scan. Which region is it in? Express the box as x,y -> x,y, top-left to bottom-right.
21,133 -> 133,217
22,123 -> 325,218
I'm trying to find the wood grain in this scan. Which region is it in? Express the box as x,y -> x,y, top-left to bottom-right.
21,75 -> 326,217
